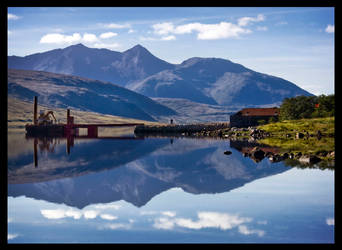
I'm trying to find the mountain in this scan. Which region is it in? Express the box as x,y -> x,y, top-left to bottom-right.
128,57 -> 314,106
152,97 -> 237,124
8,43 -> 174,86
8,43 -> 314,109
8,68 -> 176,121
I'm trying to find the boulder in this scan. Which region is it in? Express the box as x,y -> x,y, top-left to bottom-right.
250,147 -> 265,161
296,132 -> 304,139
299,155 -> 321,164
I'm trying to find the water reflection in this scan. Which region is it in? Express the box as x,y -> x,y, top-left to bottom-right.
7,133 -> 334,243
8,134 -> 291,208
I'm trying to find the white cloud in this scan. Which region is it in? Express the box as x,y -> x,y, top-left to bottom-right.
40,33 -> 81,44
152,21 -> 253,40
99,223 -> 132,230
100,214 -> 118,221
153,22 -> 175,35
238,225 -> 265,237
128,29 -> 135,33
41,209 -> 82,219
40,32 -> 103,45
154,217 -> 176,230
238,14 -> 265,27
93,204 -> 121,210
8,234 -> 19,240
83,210 -> 98,219
161,211 -> 177,217
102,23 -> 131,29
82,33 -> 99,43
326,218 -> 334,226
153,211 -> 256,232
100,32 -> 118,39
161,35 -> 176,41
8,13 -> 20,20
178,212 -> 252,230
325,24 -> 334,34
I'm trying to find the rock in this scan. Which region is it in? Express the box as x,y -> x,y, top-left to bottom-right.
296,132 -> 304,139
295,152 -> 302,158
250,147 -> 265,161
282,153 -> 289,159
269,154 -> 282,163
299,155 -> 321,164
224,151 -> 232,155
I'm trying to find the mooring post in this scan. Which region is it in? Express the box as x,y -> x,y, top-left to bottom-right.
34,96 -> 38,125
34,138 -> 38,167
67,109 -> 70,124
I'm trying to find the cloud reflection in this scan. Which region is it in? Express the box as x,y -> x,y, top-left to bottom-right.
40,207 -> 118,221
326,218 -> 334,226
152,211 -> 265,237
8,233 -> 19,240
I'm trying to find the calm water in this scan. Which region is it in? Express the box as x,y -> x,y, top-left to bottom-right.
8,131 -> 334,243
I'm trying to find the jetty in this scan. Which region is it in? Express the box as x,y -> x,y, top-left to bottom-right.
25,96 -> 144,137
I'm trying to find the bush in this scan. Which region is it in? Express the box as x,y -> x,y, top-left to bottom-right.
279,94 -> 334,121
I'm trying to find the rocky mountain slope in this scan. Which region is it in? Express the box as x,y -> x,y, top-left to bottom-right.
129,57 -> 313,106
8,44 -> 313,109
8,68 -> 176,122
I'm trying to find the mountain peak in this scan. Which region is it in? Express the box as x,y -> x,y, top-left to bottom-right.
124,44 -> 150,54
132,44 -> 146,50
64,43 -> 88,51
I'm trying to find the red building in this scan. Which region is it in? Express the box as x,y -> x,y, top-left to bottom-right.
230,107 -> 279,127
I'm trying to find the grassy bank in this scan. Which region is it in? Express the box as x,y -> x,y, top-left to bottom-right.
257,117 -> 334,159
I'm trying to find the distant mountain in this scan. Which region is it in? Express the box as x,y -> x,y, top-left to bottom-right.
8,43 -> 314,109
129,57 -> 314,106
8,69 -> 176,121
152,97 -> 237,124
8,43 -> 174,86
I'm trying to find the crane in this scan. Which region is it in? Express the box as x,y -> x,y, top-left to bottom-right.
37,110 -> 57,125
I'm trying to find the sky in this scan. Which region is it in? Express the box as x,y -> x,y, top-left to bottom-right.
7,7 -> 334,95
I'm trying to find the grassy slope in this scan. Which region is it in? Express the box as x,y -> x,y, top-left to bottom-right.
8,97 -> 164,132
257,117 -> 335,156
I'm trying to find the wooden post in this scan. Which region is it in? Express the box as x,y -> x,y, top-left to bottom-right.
34,96 -> 38,125
34,138 -> 38,167
67,109 -> 70,124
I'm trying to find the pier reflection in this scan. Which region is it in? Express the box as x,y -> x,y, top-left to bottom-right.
28,130 -> 143,167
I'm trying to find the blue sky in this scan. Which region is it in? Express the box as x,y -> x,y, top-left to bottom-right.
7,7 -> 334,95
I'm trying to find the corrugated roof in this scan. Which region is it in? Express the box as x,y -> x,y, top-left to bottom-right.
237,107 -> 279,116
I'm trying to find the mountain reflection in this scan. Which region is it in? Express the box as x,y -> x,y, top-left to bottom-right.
8,135 -> 290,208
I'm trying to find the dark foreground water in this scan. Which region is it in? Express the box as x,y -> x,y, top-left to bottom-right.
8,131 -> 334,243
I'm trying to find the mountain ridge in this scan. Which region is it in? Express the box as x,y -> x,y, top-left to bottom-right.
8,68 -> 176,121
8,43 -> 314,110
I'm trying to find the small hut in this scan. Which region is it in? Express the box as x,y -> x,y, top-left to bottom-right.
230,107 -> 279,128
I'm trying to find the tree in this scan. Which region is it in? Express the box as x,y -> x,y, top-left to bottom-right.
279,94 -> 334,120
